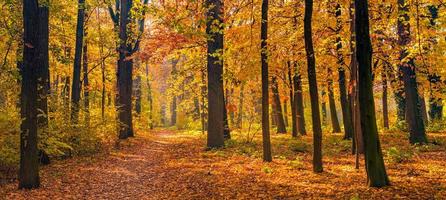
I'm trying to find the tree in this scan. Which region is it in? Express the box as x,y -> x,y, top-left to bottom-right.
333,3 -> 354,139
82,25 -> 90,125
71,0 -> 86,123
19,0 -> 41,189
304,0 -> 323,172
205,0 -> 225,148
327,67 -> 341,133
261,0 -> 272,162
355,0 -> 390,187
397,0 -> 428,144
271,76 -> 286,133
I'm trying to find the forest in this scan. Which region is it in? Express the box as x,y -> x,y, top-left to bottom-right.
0,0 -> 445,199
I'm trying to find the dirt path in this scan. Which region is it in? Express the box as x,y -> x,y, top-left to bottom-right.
2,130 -> 211,199
2,130 -> 446,199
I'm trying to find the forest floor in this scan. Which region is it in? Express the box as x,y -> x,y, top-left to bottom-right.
1,129 -> 446,199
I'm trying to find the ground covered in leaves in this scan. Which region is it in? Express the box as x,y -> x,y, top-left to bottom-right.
1,129 -> 446,199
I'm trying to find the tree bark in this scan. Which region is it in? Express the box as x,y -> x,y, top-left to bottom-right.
71,0 -> 86,123
272,76 -> 287,133
146,63 -> 154,129
327,68 -> 341,133
20,0 -> 41,189
37,5 -> 49,129
205,0 -> 225,148
83,29 -> 90,126
382,70 -> 389,129
288,62 -> 298,137
397,0 -> 428,144
334,3 -> 354,139
349,0 -> 364,154
261,0 -> 272,162
117,0 -> 134,139
355,0 -> 390,187
304,0 -> 323,172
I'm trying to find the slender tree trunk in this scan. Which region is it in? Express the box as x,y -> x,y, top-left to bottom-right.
295,71 -> 306,135
237,83 -> 244,129
223,89 -> 231,139
349,0 -> 364,154
71,0 -> 86,123
427,5 -> 443,122
304,0 -> 323,172
272,76 -> 287,133
135,73 -> 142,115
334,3 -> 353,139
117,0 -> 134,139
283,99 -> 288,128
355,0 -> 390,187
97,7 -> 106,121
288,62 -> 298,137
83,29 -> 90,126
146,63 -> 153,129
261,0 -> 272,162
382,70 -> 389,129
327,68 -> 341,133
200,66 -> 207,133
20,0 -> 40,189
205,0 -> 225,148
397,0 -> 427,144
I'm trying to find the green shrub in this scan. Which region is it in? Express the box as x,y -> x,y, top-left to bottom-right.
386,147 -> 413,163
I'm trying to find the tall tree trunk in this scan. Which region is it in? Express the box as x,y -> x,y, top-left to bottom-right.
382,70 -> 389,129
397,0 -> 428,144
304,0 -> 323,172
283,99 -> 288,128
97,7 -> 106,121
272,76 -> 287,133
295,71 -> 306,135
83,29 -> 90,126
135,73 -> 142,114
334,3 -> 353,139
355,0 -> 390,187
349,0 -> 364,154
327,68 -> 341,133
427,5 -> 443,121
200,66 -> 208,133
20,0 -> 40,189
223,94 -> 230,139
237,83 -> 244,129
37,5 -> 49,129
205,0 -> 225,148
171,96 -> 177,126
146,63 -> 153,129
288,62 -> 298,137
261,0 -> 272,162
71,0 -> 86,123
117,0 -> 134,139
